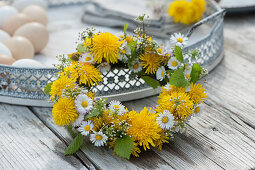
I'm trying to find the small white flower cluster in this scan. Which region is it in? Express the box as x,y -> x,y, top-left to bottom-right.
76,100 -> 127,147
155,33 -> 189,82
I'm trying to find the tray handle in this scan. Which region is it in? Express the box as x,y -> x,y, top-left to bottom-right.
186,8 -> 226,38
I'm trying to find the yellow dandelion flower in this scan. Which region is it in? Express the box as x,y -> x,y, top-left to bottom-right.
156,92 -> 193,121
189,83 -> 207,104
77,62 -> 102,87
91,32 -> 121,64
64,63 -> 79,80
140,53 -> 161,74
191,0 -> 206,22
52,97 -> 78,126
128,108 -> 161,150
86,91 -> 95,100
159,84 -> 185,99
131,142 -> 142,157
154,131 -> 169,150
125,36 -> 133,44
68,52 -> 81,60
50,75 -> 75,99
168,0 -> 194,25
83,38 -> 92,47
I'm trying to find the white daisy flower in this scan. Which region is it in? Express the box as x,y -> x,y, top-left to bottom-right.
156,66 -> 166,81
116,32 -> 125,40
78,120 -> 93,136
193,104 -> 203,117
90,131 -> 108,147
184,65 -> 192,80
163,83 -> 172,91
157,45 -> 169,56
130,61 -> 143,73
170,33 -> 188,47
72,114 -> 84,127
167,57 -> 179,70
79,53 -> 94,64
108,100 -> 126,114
156,110 -> 175,130
75,94 -> 93,114
97,62 -> 111,73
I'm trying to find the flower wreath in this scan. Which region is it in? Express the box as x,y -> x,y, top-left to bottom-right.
45,15 -> 208,159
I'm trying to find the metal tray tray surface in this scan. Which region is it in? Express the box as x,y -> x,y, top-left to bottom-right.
0,0 -> 225,106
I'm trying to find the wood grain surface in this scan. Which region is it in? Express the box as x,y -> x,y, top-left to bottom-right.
0,4 -> 255,170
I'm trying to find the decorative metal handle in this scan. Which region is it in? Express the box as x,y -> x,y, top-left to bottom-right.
186,8 -> 226,37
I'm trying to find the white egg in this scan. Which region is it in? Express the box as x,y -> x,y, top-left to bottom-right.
14,22 -> 49,53
12,0 -> 47,12
0,30 -> 10,43
0,42 -> 12,57
12,59 -> 44,68
0,6 -> 18,28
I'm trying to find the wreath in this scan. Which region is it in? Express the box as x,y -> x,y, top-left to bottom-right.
44,15 -> 208,159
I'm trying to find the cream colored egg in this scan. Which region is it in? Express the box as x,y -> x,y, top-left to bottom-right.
0,30 -> 10,42
12,59 -> 44,68
22,5 -> 47,26
0,54 -> 15,65
12,0 -> 47,11
0,1 -> 7,7
4,36 -> 34,60
2,13 -> 32,35
0,6 -> 18,28
14,22 -> 49,53
0,42 -> 12,57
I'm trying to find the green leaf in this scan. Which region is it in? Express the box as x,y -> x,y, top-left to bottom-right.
64,133 -> 83,155
85,98 -> 107,119
44,82 -> 52,95
114,136 -> 134,159
124,23 -> 128,37
190,63 -> 202,83
77,44 -> 85,53
141,76 -> 160,89
67,125 -> 76,138
169,68 -> 189,87
174,46 -> 184,63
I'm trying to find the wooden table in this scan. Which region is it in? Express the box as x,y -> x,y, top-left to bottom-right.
1,12 -> 255,170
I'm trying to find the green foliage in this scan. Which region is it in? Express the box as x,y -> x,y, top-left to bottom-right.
190,49 -> 200,60
174,46 -> 184,63
124,23 -> 128,37
190,63 -> 202,83
114,136 -> 134,159
67,125 -> 76,138
44,82 -> 52,95
141,76 -> 160,89
85,98 -> 107,119
169,68 -> 189,87
64,133 -> 83,155
77,44 -> 85,53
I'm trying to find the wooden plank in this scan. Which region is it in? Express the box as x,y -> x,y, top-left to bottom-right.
0,104 -> 88,170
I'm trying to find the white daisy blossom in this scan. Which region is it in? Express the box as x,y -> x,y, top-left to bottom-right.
163,83 -> 172,91
90,131 -> 108,147
75,94 -> 93,114
170,33 -> 188,47
116,32 -> 125,40
79,53 -> 94,64
72,114 -> 84,127
167,57 -> 179,70
97,62 -> 111,73
184,65 -> 192,80
78,120 -> 93,136
108,100 -> 126,114
156,66 -> 166,81
156,110 -> 175,130
130,61 -> 143,73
